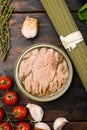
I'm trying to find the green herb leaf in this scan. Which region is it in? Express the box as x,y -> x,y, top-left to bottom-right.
78,3 -> 87,21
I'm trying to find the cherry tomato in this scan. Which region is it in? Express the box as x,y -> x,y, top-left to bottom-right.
0,122 -> 12,130
16,122 -> 31,130
3,91 -> 18,106
0,108 -> 4,120
12,105 -> 27,120
0,76 -> 12,90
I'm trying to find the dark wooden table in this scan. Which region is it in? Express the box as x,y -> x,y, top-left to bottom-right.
0,0 -> 87,129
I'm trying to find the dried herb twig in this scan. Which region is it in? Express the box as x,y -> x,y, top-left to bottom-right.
0,0 -> 14,61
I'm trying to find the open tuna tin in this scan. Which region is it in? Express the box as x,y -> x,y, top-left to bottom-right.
14,43 -> 73,102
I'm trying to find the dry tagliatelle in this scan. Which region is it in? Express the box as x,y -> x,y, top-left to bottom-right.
40,0 -> 87,91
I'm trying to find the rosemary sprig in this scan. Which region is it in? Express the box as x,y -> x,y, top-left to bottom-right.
0,0 -> 14,61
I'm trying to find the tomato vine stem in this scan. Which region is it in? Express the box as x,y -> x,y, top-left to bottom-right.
0,99 -> 15,130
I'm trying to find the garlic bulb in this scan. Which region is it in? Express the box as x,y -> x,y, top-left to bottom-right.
53,117 -> 68,130
21,16 -> 38,38
26,103 -> 44,122
34,122 -> 51,130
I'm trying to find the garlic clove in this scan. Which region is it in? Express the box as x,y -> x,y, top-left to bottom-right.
26,103 -> 44,122
21,16 -> 38,39
34,122 -> 51,130
53,117 -> 68,130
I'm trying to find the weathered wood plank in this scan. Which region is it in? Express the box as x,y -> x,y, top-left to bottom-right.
0,12 -> 87,73
64,122 -> 87,130
66,0 -> 86,11
0,13 -> 87,122
11,0 -> 86,12
12,122 -> 87,130
0,1 -> 87,129
0,13 -> 60,74
0,121 -> 87,130
11,0 -> 44,12
48,122 -> 87,130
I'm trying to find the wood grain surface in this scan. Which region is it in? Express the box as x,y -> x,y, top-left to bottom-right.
0,0 -> 87,129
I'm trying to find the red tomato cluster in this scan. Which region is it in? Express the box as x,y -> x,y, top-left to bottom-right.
0,122 -> 31,130
0,75 -> 31,130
